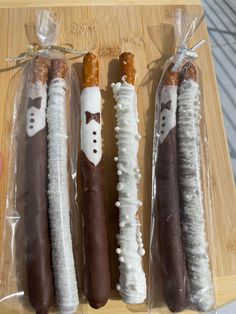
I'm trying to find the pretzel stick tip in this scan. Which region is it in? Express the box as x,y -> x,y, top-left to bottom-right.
180,62 -> 197,82
119,52 -> 136,85
163,63 -> 179,85
83,52 -> 99,88
50,58 -> 67,79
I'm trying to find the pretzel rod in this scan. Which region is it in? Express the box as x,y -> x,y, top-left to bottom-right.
80,53 -> 111,309
177,63 -> 214,312
156,65 -> 189,312
47,59 -> 79,314
111,52 -> 146,304
25,56 -> 54,314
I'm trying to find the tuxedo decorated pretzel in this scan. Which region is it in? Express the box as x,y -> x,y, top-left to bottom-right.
111,52 -> 146,304
156,64 -> 189,312
177,62 -> 214,312
47,58 -> 79,314
80,53 -> 111,309
25,56 -> 54,314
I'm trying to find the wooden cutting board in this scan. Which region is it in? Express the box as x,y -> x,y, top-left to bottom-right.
0,3 -> 235,314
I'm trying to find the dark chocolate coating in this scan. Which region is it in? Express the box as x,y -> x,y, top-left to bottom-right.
25,130 -> 54,314
81,151 -> 111,309
25,57 -> 54,314
157,126 -> 189,312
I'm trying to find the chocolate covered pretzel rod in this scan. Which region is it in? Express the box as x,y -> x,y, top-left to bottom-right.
25,56 -> 54,314
177,63 -> 214,312
156,65 -> 188,312
47,59 -> 79,314
111,53 -> 146,304
80,53 -> 111,309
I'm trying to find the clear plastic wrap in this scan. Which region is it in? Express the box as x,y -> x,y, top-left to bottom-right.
148,9 -> 216,314
0,10 -> 86,314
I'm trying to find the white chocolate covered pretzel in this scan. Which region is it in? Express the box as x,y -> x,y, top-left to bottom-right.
177,63 -> 214,312
112,53 -> 146,304
47,59 -> 79,314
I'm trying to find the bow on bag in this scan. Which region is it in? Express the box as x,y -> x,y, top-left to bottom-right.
6,43 -> 91,63
85,111 -> 100,124
6,10 -> 94,63
171,15 -> 206,72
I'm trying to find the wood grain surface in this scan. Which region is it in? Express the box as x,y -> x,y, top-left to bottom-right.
0,4 -> 235,314
0,0 -> 201,8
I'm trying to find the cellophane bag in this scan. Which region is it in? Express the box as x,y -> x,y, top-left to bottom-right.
148,9 -> 216,314
0,10 -> 86,314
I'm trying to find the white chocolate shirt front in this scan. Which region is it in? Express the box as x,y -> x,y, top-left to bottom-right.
80,86 -> 102,166
159,85 -> 178,143
26,81 -> 47,137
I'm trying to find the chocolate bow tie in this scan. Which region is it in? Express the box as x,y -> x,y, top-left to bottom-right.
85,111 -> 100,124
28,96 -> 42,109
161,100 -> 171,112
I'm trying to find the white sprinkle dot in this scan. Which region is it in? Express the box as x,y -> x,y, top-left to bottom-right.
138,248 -> 145,256
119,256 -> 125,263
137,237 -> 142,243
117,183 -> 124,191
132,285 -> 138,291
119,221 -> 125,228
115,201 -> 120,207
116,248 -> 122,254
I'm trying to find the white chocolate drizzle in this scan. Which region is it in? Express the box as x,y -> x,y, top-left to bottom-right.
177,79 -> 214,311
47,77 -> 79,314
111,80 -> 146,304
